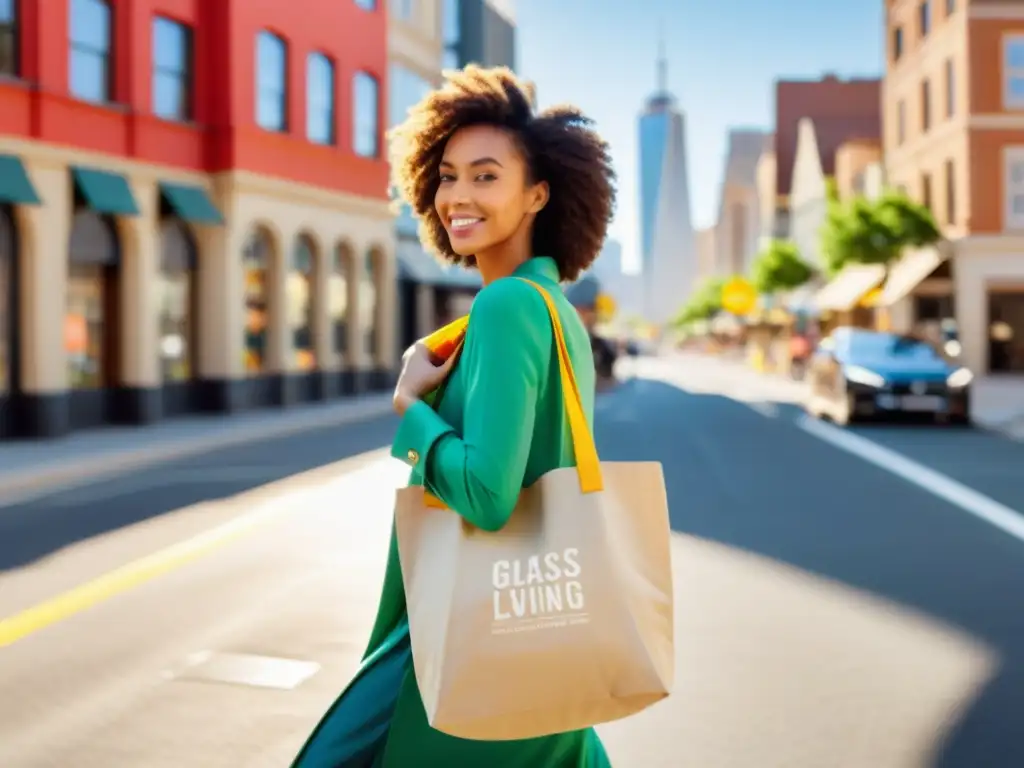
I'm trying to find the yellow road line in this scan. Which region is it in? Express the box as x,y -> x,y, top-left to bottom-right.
0,449 -> 397,650
0,504 -> 287,650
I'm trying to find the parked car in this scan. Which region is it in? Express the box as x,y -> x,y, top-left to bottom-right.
805,327 -> 972,426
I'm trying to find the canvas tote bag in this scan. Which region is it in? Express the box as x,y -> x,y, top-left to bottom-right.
394,278 -> 674,742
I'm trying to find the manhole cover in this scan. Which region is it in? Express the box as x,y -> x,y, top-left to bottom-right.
170,651 -> 320,690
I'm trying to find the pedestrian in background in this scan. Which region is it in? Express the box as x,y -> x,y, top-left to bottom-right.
291,64 -> 616,767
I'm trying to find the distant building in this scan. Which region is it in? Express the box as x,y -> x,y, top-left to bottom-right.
882,0 -> 1024,374
637,41 -> 696,325
696,227 -> 717,281
758,75 -> 881,248
714,129 -> 771,276
443,0 -> 516,70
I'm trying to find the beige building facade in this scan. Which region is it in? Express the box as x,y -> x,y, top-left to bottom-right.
883,0 -> 1024,374
1,136 -> 395,439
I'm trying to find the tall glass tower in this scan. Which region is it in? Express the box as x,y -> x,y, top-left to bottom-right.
637,40 -> 696,325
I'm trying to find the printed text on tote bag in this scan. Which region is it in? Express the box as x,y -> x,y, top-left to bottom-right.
491,548 -> 591,634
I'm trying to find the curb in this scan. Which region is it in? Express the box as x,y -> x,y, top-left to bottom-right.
0,396 -> 396,508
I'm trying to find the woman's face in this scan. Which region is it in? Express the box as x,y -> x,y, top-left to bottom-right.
435,124 -> 548,258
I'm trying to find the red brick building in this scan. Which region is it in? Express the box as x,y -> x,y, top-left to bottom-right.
0,0 -> 396,440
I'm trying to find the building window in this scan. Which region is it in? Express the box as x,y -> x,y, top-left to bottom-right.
1004,148 -> 1024,230
921,79 -> 931,132
921,173 -> 932,211
355,0 -> 376,9
290,235 -> 317,371
306,53 -> 335,145
69,0 -> 113,103
243,229 -> 271,373
892,27 -> 903,62
389,0 -> 413,20
256,31 -> 287,131
158,220 -> 196,381
389,63 -> 431,127
945,58 -> 954,118
897,99 -> 906,145
1004,35 -> 1024,109
945,159 -> 955,226
0,0 -> 18,76
353,71 -> 379,157
919,1 -> 930,36
152,17 -> 193,121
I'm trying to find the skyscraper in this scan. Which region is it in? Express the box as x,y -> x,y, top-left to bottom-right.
637,39 -> 696,325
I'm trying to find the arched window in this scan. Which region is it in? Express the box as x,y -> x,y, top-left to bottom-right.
306,52 -> 335,144
256,31 -> 287,131
158,219 -> 196,381
331,242 -> 352,360
67,209 -> 119,389
353,71 -> 379,157
290,234 -> 317,371
243,228 -> 271,373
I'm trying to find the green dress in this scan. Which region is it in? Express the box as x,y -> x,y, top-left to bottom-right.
291,257 -> 612,767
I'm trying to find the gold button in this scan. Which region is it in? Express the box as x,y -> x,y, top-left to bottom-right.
407,449 -> 419,465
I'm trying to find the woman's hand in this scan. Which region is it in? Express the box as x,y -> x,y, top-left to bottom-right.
393,342 -> 457,415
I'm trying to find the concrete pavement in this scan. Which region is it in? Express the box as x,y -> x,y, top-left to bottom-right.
1,358 -> 1023,766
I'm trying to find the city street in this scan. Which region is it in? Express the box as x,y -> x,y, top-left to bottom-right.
1,355 -> 1023,767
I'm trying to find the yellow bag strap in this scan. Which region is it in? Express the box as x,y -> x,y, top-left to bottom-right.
421,278 -> 603,509
515,278 -> 603,494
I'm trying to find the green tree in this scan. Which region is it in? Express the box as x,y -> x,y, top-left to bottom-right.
749,239 -> 813,295
819,189 -> 941,278
674,276 -> 725,326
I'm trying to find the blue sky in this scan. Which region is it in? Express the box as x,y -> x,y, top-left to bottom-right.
514,0 -> 884,271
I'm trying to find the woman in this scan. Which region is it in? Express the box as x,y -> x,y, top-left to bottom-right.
292,64 -> 616,767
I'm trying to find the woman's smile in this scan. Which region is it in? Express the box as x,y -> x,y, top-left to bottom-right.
449,216 -> 485,239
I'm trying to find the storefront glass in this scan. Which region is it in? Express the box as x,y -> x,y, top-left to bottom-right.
290,235 -> 316,371
243,230 -> 270,373
159,220 -> 194,381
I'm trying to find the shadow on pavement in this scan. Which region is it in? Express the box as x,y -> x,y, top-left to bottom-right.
0,414 -> 398,573
594,378 -> 1024,768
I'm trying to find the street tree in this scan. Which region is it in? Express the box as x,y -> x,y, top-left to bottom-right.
749,239 -> 814,295
675,276 -> 726,326
819,189 -> 941,278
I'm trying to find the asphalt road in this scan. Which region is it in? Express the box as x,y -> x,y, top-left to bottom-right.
1,355 -> 1022,767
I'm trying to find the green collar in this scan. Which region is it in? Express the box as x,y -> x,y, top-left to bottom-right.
512,256 -> 559,283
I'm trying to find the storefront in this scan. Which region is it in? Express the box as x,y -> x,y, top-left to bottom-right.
66,207 -> 123,431
987,288 -> 1024,373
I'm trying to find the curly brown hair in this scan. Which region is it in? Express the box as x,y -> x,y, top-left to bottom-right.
388,64 -> 616,283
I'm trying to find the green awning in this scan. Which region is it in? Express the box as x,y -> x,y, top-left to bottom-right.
71,166 -> 140,216
0,155 -> 42,205
159,181 -> 224,225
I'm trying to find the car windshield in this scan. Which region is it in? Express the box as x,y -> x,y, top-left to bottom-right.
848,333 -> 942,360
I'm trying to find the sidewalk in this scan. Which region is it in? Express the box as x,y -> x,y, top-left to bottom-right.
0,394 -> 395,506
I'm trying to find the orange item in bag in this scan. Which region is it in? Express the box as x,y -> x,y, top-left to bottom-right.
422,315 -> 469,363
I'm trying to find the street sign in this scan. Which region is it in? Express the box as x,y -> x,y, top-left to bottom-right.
721,277 -> 757,316
595,293 -> 616,322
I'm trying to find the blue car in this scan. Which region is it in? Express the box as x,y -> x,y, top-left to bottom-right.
806,327 -> 973,426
